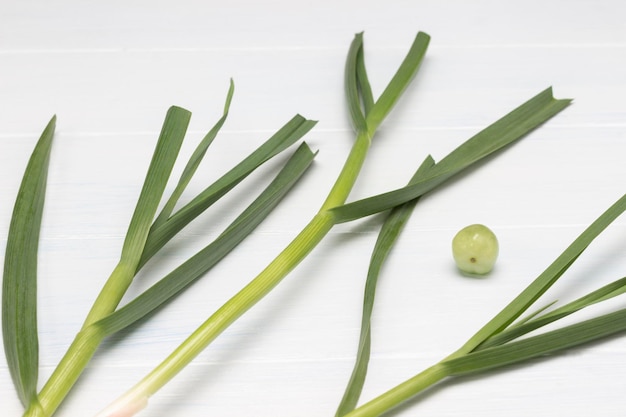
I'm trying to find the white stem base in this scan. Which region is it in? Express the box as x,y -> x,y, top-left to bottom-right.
94,392 -> 148,417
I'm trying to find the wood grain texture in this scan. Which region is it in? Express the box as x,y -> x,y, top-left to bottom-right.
1,1 -> 626,416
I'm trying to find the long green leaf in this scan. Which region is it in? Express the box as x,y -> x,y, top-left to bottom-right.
331,88 -> 571,223
2,115 -> 56,406
95,142 -> 316,335
335,156 -> 435,417
138,115 -> 316,267
365,32 -> 430,133
152,80 -> 235,229
445,307 -> 626,376
83,106 -> 191,326
345,33 -> 368,132
479,276 -> 626,349
121,106 -> 191,265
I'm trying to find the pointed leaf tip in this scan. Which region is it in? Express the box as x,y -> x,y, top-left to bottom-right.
3,116 -> 56,406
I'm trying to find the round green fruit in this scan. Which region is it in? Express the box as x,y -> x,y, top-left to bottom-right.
452,224 -> 499,275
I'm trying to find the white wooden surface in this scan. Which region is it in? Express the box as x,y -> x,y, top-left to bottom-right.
2,1 -> 626,416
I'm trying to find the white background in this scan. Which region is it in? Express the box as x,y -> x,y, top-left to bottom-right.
2,1 -> 626,416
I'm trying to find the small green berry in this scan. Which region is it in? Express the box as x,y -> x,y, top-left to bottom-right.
452,224 -> 499,275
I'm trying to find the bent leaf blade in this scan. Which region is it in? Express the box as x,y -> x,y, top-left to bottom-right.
336,156 -> 434,416
2,115 -> 56,406
332,88 -> 571,222
139,114 -> 316,266
152,80 -> 235,229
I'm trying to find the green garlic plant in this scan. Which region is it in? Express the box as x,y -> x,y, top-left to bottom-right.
93,32 -> 570,417
338,194 -> 626,417
2,30 -> 587,417
4,82 -> 318,417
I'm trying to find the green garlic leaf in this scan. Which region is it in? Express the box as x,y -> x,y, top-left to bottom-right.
331,88 -> 572,223
96,142 -> 316,335
3,115 -> 56,407
335,156 -> 434,417
139,114 -> 316,267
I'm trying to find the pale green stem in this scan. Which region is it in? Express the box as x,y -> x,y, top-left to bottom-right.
342,363 -> 449,417
22,263 -> 137,417
23,326 -> 104,417
130,212 -> 333,400
321,130 -> 371,210
82,261 -> 136,328
96,129 -> 374,416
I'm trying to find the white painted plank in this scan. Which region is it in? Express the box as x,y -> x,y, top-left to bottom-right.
1,1 -> 626,416
1,0 -> 625,50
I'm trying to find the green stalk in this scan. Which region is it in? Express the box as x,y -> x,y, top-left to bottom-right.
321,130 -> 371,210
342,364 -> 450,417
23,327 -> 105,417
125,211 -> 334,394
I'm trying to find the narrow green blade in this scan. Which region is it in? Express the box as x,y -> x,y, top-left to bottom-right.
332,88 -> 572,223
95,142 -> 316,335
345,31 -> 429,135
510,300 -> 559,327
138,115 -> 316,267
456,193 -> 626,355
479,276 -> 626,349
335,156 -> 435,417
83,106 -> 191,325
2,115 -> 56,406
365,32 -> 430,133
345,33 -> 368,133
120,105 -> 191,266
445,307 -> 626,376
152,80 -> 235,229
356,40 -> 375,117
